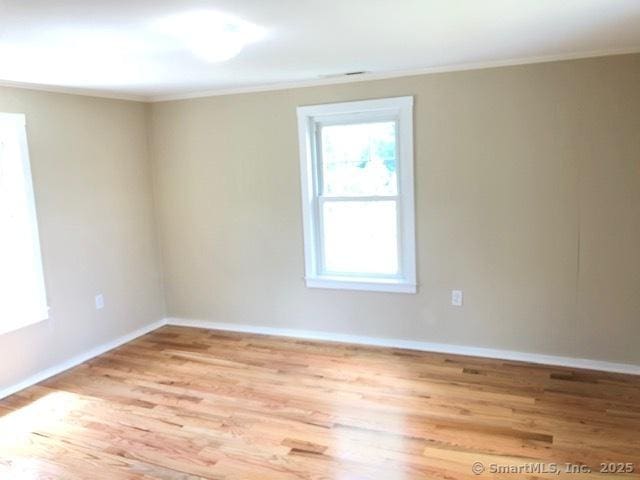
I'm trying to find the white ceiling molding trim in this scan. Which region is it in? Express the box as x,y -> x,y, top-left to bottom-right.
0,79 -> 148,103
1,47 -> 639,104
149,47 -> 640,103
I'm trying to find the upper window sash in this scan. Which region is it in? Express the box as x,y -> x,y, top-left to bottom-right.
315,118 -> 400,199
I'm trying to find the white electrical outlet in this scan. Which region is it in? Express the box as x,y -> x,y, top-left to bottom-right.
95,294 -> 105,310
451,290 -> 463,307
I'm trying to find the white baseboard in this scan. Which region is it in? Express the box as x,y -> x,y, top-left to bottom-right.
166,317 -> 640,376
3,317 -> 637,401
0,319 -> 167,400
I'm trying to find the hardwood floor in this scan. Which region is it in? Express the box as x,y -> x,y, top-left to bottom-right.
1,326 -> 639,479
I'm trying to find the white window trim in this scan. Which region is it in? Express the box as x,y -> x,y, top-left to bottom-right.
297,96 -> 416,294
0,112 -> 49,335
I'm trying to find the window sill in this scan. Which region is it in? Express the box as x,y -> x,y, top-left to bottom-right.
305,276 -> 417,294
0,313 -> 49,336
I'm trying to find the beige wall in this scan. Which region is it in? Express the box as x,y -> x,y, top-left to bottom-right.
1,53 -> 637,390
0,87 -> 164,388
150,54 -> 640,365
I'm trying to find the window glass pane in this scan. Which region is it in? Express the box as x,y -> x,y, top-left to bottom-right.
322,200 -> 398,275
320,121 -> 397,196
0,116 -> 48,334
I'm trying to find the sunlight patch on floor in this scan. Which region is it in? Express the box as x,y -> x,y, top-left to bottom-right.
0,391 -> 81,450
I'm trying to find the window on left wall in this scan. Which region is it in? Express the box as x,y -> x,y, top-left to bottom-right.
0,113 -> 48,335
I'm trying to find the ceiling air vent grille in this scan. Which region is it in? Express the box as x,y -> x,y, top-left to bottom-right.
319,71 -> 369,79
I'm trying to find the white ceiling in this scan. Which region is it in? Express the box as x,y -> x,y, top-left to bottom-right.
1,0 -> 639,101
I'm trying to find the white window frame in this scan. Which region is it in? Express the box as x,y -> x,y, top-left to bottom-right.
297,96 -> 416,293
0,112 -> 49,335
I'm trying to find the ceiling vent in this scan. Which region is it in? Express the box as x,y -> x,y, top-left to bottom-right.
319,71 -> 369,79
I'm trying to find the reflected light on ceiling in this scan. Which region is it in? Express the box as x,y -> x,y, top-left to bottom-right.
153,10 -> 266,63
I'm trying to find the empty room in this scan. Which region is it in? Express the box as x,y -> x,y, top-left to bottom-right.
1,1 -> 639,478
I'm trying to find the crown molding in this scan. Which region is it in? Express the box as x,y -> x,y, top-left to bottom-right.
1,47 -> 639,104
149,47 -> 640,102
0,79 -> 147,103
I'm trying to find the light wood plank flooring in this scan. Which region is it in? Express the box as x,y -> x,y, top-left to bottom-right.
1,326 -> 639,479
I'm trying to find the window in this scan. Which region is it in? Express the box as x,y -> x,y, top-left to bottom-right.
297,97 -> 416,293
0,113 -> 48,334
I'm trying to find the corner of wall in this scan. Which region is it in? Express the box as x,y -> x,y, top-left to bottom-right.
143,102 -> 168,320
